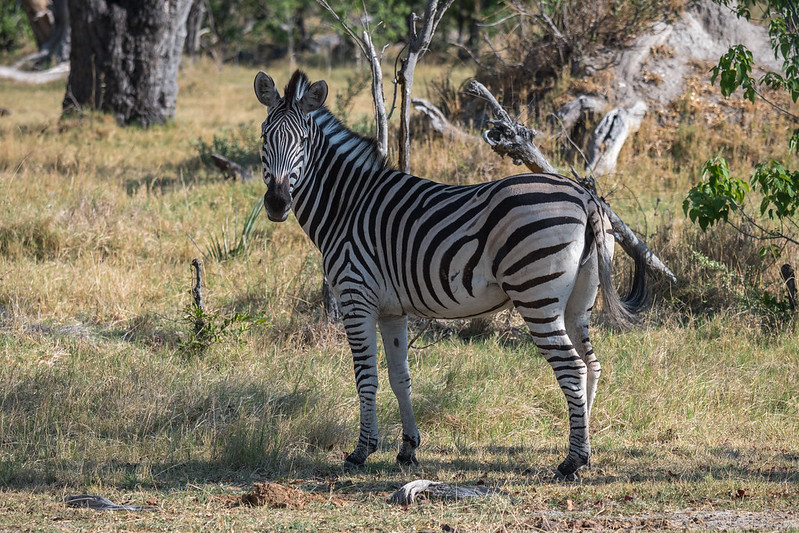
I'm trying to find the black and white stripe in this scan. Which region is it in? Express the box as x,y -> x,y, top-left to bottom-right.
254,70 -> 648,478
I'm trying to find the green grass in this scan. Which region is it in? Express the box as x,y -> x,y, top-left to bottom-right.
0,58 -> 798,530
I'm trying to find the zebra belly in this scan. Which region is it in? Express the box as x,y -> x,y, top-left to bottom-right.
426,282 -> 513,319
395,270 -> 513,320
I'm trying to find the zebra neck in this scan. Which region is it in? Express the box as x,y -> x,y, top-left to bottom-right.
291,110 -> 401,254
294,148 -> 396,255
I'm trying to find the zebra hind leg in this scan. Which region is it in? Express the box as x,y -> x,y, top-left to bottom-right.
514,304 -> 591,481
379,315 -> 421,467
564,266 -> 602,469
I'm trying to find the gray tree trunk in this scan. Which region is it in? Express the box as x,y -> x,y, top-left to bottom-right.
63,0 -> 192,127
397,1 -> 453,173
20,0 -> 54,48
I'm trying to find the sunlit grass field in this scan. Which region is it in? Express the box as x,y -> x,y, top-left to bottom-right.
1,58 -> 798,531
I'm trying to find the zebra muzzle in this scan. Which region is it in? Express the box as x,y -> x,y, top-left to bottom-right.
264,185 -> 291,222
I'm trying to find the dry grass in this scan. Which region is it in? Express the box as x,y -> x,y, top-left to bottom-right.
0,58 -> 798,531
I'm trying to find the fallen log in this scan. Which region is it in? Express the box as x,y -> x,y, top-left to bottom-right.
209,153 -> 253,182
0,62 -> 69,84
466,80 -> 676,283
551,94 -> 607,134
411,97 -> 479,143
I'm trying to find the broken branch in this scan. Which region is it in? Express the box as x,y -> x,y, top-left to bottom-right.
466,80 -> 676,283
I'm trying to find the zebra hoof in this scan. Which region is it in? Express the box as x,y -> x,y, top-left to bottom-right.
343,451 -> 368,468
553,469 -> 580,482
555,456 -> 585,482
343,456 -> 365,469
396,451 -> 418,468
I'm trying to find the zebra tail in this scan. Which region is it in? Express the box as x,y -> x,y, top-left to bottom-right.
590,203 -> 649,329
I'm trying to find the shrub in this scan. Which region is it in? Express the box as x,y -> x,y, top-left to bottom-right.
473,0 -> 683,110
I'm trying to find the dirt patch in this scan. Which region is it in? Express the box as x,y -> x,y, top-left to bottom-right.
521,510 -> 799,531
223,482 -> 347,510
614,0 -> 781,107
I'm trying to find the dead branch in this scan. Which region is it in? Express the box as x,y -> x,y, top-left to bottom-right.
466,80 -> 676,283
362,30 -> 388,158
191,258 -> 205,335
586,101 -> 647,176
0,62 -> 69,84
387,479 -> 504,505
411,97 -> 479,143
551,95 -> 608,133
210,153 -> 253,182
322,275 -> 342,322
316,0 -> 388,158
396,0 -> 455,172
781,264 -> 796,310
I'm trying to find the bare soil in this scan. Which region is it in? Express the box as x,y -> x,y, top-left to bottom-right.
223,482 -> 347,510
527,510 -> 799,531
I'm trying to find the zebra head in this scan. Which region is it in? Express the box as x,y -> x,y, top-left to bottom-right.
254,71 -> 328,222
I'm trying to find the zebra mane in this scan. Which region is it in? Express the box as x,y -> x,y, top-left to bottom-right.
283,70 -> 312,104
284,70 -> 388,173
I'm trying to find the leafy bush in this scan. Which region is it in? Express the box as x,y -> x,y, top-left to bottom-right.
0,3 -> 31,52
682,0 -> 799,327
683,157 -> 749,231
181,304 -> 266,357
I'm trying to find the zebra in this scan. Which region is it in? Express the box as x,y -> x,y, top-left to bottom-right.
253,70 -> 648,480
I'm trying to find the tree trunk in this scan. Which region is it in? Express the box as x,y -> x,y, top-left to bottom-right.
397,1 -> 453,173
20,0 -> 54,47
18,0 -> 70,67
322,276 -> 342,322
362,30 -> 388,159
63,0 -> 192,127
0,62 -> 69,83
411,97 -> 479,143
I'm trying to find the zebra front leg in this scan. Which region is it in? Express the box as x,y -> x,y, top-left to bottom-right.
379,315 -> 420,467
343,312 -> 381,467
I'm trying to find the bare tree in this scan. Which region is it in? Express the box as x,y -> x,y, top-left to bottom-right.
315,0 -> 389,159
396,1 -> 454,173
314,1 -> 393,320
314,0 -> 454,320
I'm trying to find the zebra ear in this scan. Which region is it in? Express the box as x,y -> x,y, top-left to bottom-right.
299,80 -> 328,114
254,71 -> 280,108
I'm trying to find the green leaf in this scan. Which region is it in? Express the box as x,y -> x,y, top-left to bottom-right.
684,157 -> 751,231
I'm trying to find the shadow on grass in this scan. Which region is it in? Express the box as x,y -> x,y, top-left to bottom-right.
2,441 -> 797,494
122,158 -> 242,196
